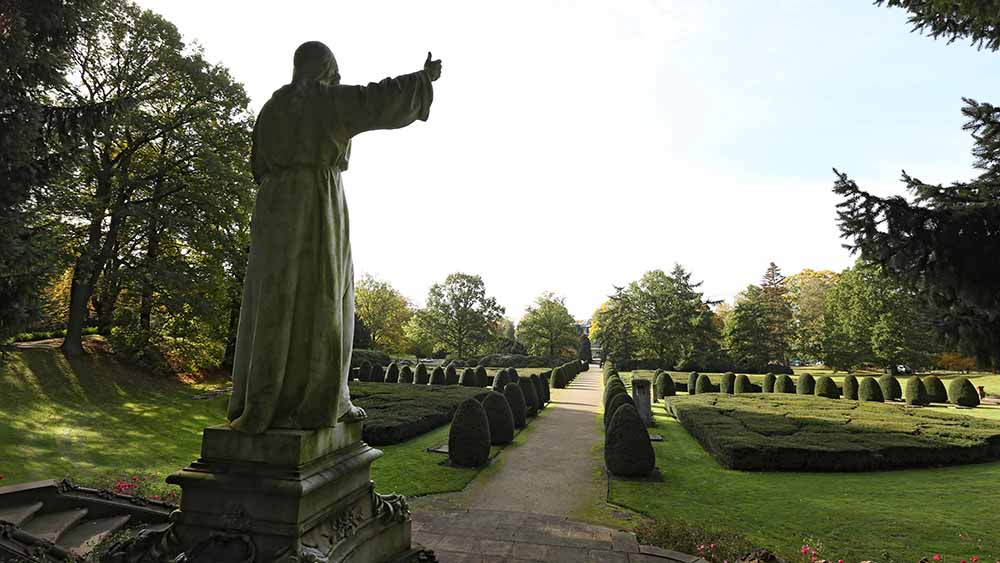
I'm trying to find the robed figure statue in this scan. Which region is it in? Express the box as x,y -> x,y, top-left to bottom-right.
228,42 -> 442,434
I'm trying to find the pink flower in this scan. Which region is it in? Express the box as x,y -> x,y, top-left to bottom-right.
972,557 -> 979,563
802,546 -> 810,555
933,556 -> 941,562
838,560 -> 844,563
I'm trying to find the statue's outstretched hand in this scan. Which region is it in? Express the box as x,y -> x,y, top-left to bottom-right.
424,51 -> 442,82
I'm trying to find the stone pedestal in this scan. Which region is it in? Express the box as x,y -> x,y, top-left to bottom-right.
163,422 -> 426,562
632,379 -> 654,428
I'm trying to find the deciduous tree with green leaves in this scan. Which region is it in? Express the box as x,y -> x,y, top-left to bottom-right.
355,275 -> 412,353
516,292 -> 578,357
413,273 -> 505,359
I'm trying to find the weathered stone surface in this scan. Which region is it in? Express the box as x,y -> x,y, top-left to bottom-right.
631,379 -> 653,427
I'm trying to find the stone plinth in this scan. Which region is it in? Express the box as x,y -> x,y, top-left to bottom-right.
632,379 -> 654,427
164,422 -> 425,562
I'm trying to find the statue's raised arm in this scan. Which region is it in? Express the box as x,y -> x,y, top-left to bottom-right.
338,52 -> 442,138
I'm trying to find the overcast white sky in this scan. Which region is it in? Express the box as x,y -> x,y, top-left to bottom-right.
137,0 -> 1000,321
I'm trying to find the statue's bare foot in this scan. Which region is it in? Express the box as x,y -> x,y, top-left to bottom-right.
338,405 -> 367,423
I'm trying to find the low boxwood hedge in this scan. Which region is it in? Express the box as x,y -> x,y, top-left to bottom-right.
350,382 -> 485,445
814,375 -> 839,399
762,373 -> 776,393
948,377 -> 981,407
842,375 -> 859,400
774,375 -> 795,394
859,377 -> 884,402
879,375 -> 902,401
695,374 -> 714,395
924,375 -> 948,403
734,374 -> 753,394
905,376 -> 930,406
796,374 -> 815,395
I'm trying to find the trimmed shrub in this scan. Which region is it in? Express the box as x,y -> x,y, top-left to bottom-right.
445,364 -> 460,385
657,373 -> 676,398
814,375 -> 839,399
370,364 -> 385,383
796,373 -> 815,395
842,374 -> 859,400
721,372 -> 736,394
541,373 -> 551,404
459,368 -> 477,387
476,365 -> 489,387
859,377 -> 885,402
399,365 -> 414,384
507,368 -> 519,382
878,375 -> 902,401
477,353 -> 562,368
688,372 -> 700,394
480,391 -> 515,445
448,398 -> 491,467
604,404 -> 655,478
604,376 -> 626,404
762,373 -> 776,393
358,361 -> 372,382
519,378 -> 539,417
695,374 -> 714,395
492,369 -> 509,393
602,363 -> 618,384
415,363 -> 430,384
384,362 -> 400,383
504,383 -> 528,428
530,374 -> 546,408
734,374 -> 753,394
351,349 -> 391,369
948,377 -> 981,407
905,376 -> 930,406
430,366 -> 446,385
924,375 -> 948,403
774,374 -> 795,393
604,392 -> 635,430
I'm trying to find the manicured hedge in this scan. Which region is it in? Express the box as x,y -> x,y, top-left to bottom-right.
879,375 -> 902,401
814,376 -> 839,399
842,375 -> 859,400
859,377 -> 884,402
351,349 -> 391,369
370,364 -> 385,384
431,366 -> 446,385
687,372 -> 700,394
695,374 -> 714,395
948,377 -> 981,407
399,365 -> 414,384
552,361 -> 583,388
605,392 -> 635,430
734,374 -> 753,394
670,394 -> 1000,471
459,368 -> 477,387
796,374 -> 815,395
476,365 -> 489,387
477,353 -> 562,368
358,361 -> 372,382
721,372 -> 736,394
605,377 -> 627,407
774,375 -> 795,394
530,374 -> 546,409
479,391 -> 515,445
448,398 -> 491,467
605,404 -> 655,478
445,363 -> 460,385
762,373 -> 776,393
350,382 -> 485,445
415,363 -> 430,384
923,375 -> 948,403
657,372 -> 676,398
504,382 -> 528,429
519,378 -> 539,417
905,376 -> 930,406
384,362 -> 400,383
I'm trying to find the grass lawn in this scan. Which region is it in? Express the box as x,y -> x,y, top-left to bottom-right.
606,401 -> 1000,561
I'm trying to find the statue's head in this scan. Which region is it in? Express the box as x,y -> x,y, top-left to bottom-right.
292,41 -> 340,86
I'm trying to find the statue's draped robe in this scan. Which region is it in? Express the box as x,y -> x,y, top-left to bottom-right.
228,71 -> 433,434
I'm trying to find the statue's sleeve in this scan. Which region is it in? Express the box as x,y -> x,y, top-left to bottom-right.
338,71 -> 433,138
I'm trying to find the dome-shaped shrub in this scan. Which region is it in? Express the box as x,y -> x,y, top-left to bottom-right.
604,404 -> 655,478
358,361 -> 372,382
519,378 -> 539,417
415,363 -> 429,384
430,366 -> 446,385
604,392 -> 635,430
492,370 -> 509,392
503,383 -> 527,429
657,372 -> 676,398
721,372 -> 736,394
762,373 -> 776,393
460,368 -> 477,387
796,373 -> 815,395
775,374 -> 795,393
530,375 -> 546,408
948,377 -> 981,407
905,376 -> 929,406
542,374 -> 552,404
448,398 -> 491,467
842,375 -> 859,400
479,391 -> 515,445
878,375 -> 902,401
370,364 -> 385,383
814,375 -> 839,399
695,374 -> 714,395
384,362 -> 400,383
688,372 -> 700,394
923,376 -> 948,403
604,377 -> 626,406
859,377 -> 885,402
476,365 -> 489,387
734,374 -> 753,394
507,368 -> 519,382
445,364 -> 460,385
399,365 -> 414,384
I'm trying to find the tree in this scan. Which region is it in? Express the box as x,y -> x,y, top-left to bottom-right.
590,288 -> 638,368
785,269 -> 839,362
355,275 -> 411,352
834,1 -> 1000,367
517,292 -> 578,357
725,285 -> 771,372
759,263 -> 793,365
412,273 -> 505,358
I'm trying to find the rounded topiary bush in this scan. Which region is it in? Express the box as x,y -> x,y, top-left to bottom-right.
734,374 -> 753,394
604,404 -> 655,478
814,375 -> 839,399
905,376 -> 930,406
384,362 -> 400,383
540,374 -> 551,403
948,377 -> 981,407
445,363 -> 459,385
519,378 -> 539,417
448,398 -> 491,467
604,392 -> 635,430
492,369 -> 508,392
358,361 -> 372,382
762,373 -> 776,393
842,374 -> 859,400
504,382 -> 527,429
695,374 -> 714,395
371,364 -> 386,383
415,363 -> 429,384
657,372 -> 676,398
878,375 -> 902,401
859,377 -> 885,402
604,377 -> 626,406
399,365 -> 414,384
507,368 -> 519,382
720,372 -> 736,394
923,375 -> 948,403
530,375 -> 545,409
430,366 -> 446,385
688,372 -> 700,394
476,365 -> 489,387
459,368 -> 477,387
775,374 -> 795,393
479,391 -> 515,445
796,373 -> 815,395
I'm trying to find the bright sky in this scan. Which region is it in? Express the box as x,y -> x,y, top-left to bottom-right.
137,0 -> 1000,321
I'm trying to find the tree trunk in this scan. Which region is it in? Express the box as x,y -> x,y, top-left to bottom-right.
138,197 -> 161,349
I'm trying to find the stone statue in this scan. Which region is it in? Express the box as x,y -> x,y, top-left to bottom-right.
228,42 -> 441,434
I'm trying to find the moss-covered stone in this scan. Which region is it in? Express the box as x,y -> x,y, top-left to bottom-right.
842,374 -> 859,400
734,374 -> 753,394
399,365 -> 414,384
604,392 -> 635,430
923,375 -> 948,403
504,382 -> 528,429
905,376 -> 930,406
721,372 -> 736,394
879,375 -> 902,401
479,391 -> 515,445
448,398 -> 491,467
948,377 -> 981,407
604,404 -> 655,478
774,374 -> 795,393
415,363 -> 429,384
814,375 -> 839,399
384,362 -> 400,383
796,373 -> 815,395
430,366 -> 446,385
762,373 -> 776,393
657,372 -> 676,398
519,378 -> 539,417
695,374 -> 714,395
688,372 -> 700,394
859,377 -> 885,402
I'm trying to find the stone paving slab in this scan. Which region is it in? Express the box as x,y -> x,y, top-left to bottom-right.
413,510 -> 705,563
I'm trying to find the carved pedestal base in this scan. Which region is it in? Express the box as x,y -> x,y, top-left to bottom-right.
157,422 -> 430,562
